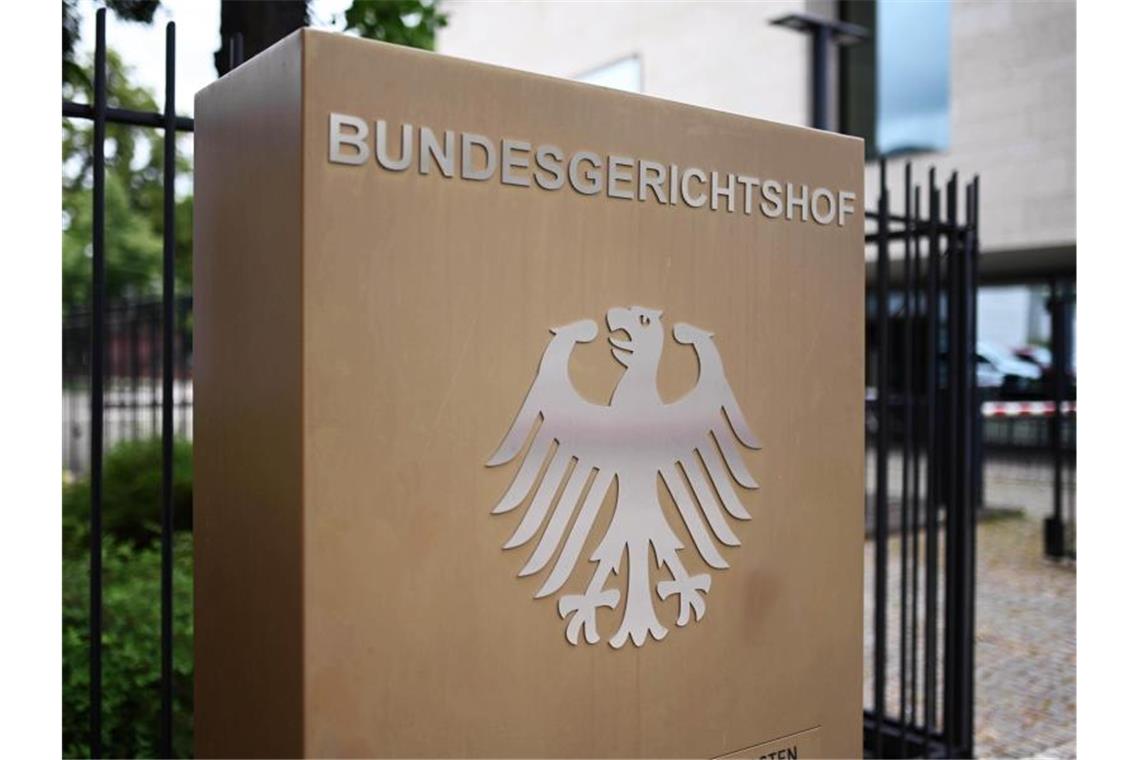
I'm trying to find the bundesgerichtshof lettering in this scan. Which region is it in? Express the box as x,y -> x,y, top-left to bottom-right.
327,113 -> 859,227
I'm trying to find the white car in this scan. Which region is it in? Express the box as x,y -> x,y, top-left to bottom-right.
975,359 -> 1005,389
976,341 -> 1042,393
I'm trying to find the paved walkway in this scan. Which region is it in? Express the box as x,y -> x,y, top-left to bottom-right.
973,512 -> 1075,758
863,458 -> 1076,759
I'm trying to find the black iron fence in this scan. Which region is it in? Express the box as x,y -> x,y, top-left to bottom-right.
1044,279 -> 1076,559
61,11 -> 201,758
63,296 -> 194,476
980,403 -> 1075,451
64,11 -> 985,759
864,162 -> 980,758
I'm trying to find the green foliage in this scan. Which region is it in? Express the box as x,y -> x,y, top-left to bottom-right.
63,437 -> 195,758
344,0 -> 448,50
63,167 -> 161,311
62,51 -> 193,312
62,534 -> 194,758
63,438 -> 193,553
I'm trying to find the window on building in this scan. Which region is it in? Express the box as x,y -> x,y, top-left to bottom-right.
840,0 -> 951,158
574,54 -> 642,94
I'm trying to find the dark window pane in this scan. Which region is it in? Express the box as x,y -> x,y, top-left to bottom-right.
839,0 -> 877,158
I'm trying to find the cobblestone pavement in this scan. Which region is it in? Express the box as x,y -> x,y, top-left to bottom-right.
972,513 -> 1075,758
863,458 -> 1076,759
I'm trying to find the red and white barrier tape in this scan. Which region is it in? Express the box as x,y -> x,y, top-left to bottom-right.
981,400 -> 1076,418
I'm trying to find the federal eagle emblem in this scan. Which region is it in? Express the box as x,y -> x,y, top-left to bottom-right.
486,306 -> 761,648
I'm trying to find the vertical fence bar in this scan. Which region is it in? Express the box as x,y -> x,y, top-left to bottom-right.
908,183 -> 922,735
161,20 -> 177,758
1046,275 -> 1067,558
943,172 -> 963,755
898,161 -> 912,744
1062,280 -> 1071,552
946,172 -> 962,754
970,182 -> 985,517
956,176 -> 974,757
1047,277 -> 1059,549
963,175 -> 980,758
89,9 -> 107,757
873,159 -> 890,758
959,175 -> 977,759
922,168 -> 939,756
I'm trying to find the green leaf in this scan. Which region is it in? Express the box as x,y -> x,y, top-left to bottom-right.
343,0 -> 448,51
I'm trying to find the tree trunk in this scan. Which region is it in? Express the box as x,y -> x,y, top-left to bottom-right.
214,0 -> 309,76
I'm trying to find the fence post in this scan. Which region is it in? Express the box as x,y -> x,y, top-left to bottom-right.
160,19 -> 177,758
922,166 -> 940,757
1045,278 -> 1070,558
88,8 -> 107,757
872,158 -> 890,758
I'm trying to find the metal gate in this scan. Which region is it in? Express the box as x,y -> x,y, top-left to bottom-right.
61,11 -> 212,757
865,161 -> 980,758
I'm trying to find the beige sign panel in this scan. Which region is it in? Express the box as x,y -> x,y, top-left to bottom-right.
194,29 -> 865,759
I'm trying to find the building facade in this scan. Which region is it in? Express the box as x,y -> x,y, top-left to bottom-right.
437,0 -> 1077,346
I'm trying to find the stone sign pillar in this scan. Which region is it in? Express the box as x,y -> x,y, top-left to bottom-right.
194,29 -> 865,758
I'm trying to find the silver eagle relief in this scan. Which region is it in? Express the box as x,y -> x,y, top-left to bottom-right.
486,306 -> 761,649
